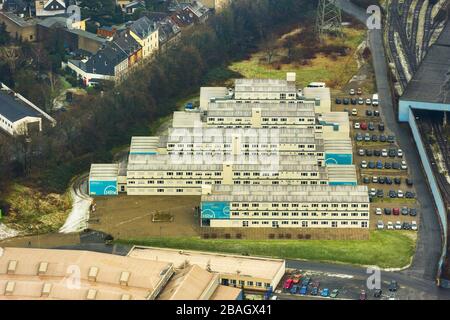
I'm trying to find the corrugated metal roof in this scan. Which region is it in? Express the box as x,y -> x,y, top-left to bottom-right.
89,164 -> 119,181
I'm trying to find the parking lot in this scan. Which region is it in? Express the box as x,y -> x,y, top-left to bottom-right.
332,89 -> 420,233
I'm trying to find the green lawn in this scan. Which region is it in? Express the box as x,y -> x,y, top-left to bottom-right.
117,230 -> 416,268
228,27 -> 366,89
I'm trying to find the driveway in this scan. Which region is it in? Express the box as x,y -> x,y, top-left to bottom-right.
336,0 -> 443,282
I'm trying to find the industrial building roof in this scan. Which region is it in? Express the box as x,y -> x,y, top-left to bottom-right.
128,246 -> 286,281
318,112 -> 350,131
89,164 -> 119,181
208,101 -> 316,110
326,164 -> 358,183
234,78 -> 296,92
323,138 -> 353,154
0,89 -> 41,123
130,136 -> 163,154
302,87 -> 331,102
0,247 -> 173,300
172,111 -> 203,128
207,108 -> 316,118
166,127 -> 318,144
203,184 -> 369,203
401,22 -> 450,104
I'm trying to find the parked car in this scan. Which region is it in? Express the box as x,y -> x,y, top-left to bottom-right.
394,177 -> 401,185
380,135 -> 387,142
389,190 -> 397,198
301,277 -> 311,286
343,98 -> 350,105
388,148 -> 397,157
409,208 -> 417,216
397,190 -> 404,198
361,161 -> 368,169
292,275 -> 302,284
381,149 -> 388,157
352,109 -> 358,116
401,161 -> 408,170
374,110 -> 380,117
401,207 -> 409,216
372,176 -> 378,183
310,286 -> 318,296
384,208 -> 392,215
350,88 -> 355,95
406,179 -> 414,187
405,191 -> 415,199
389,280 -> 398,292
360,290 -> 367,300
368,161 -> 376,169
384,162 -> 392,169
385,177 -> 393,185
366,109 -> 373,116
395,221 -> 402,230
364,133 -> 371,141
374,150 -> 381,156
355,133 -> 363,141
393,208 -> 400,215
374,289 -> 382,298
411,221 -> 418,231
397,149 -> 403,157
360,122 -> 368,130
321,288 -> 330,297
366,98 -> 372,105
378,176 -> 386,184
330,289 -> 339,298
366,149 -> 373,157
376,189 -> 384,198
368,122 -> 375,131
358,97 -> 364,105
290,284 -> 299,294
300,285 -> 308,295
392,162 -> 400,170
375,207 -> 382,215
351,98 -> 357,105
371,134 -> 378,142
284,278 -> 294,290
354,122 -> 361,129
378,122 -> 385,131
376,160 -> 383,169
369,188 -> 376,197
335,98 -> 342,104
377,220 -> 384,229
357,88 -> 362,95
358,149 -> 365,156
363,176 -> 370,184
387,221 -> 394,230
387,135 -> 395,143
402,222 -> 411,230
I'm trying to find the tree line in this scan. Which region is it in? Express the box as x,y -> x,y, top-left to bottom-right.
0,0 -> 314,196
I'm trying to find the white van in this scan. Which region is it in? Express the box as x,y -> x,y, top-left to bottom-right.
372,93 -> 379,106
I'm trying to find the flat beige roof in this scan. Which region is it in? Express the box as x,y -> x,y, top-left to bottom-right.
0,247 -> 173,300
211,285 -> 241,300
128,246 -> 285,280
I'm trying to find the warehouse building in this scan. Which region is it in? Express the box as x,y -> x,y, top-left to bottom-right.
0,247 -> 242,300
200,185 -> 369,229
88,164 -> 120,196
0,82 -> 55,136
128,246 -> 286,291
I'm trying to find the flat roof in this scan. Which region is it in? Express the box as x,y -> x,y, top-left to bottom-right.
128,246 -> 285,281
0,247 -> 173,300
67,29 -> 108,43
89,163 -> 119,181
324,139 -> 353,153
172,111 -> 203,128
302,87 -> 331,101
234,78 -> 296,92
130,136 -> 162,154
0,89 -> 41,123
211,285 -> 242,300
203,184 -> 368,203
401,22 -> 450,104
326,164 -> 358,182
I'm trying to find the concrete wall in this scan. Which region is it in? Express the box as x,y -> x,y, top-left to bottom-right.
408,108 -> 447,278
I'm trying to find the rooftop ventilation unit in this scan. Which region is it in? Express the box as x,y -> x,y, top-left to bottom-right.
7,260 -> 17,274
119,271 -> 130,286
88,266 -> 99,282
38,262 -> 49,275
86,289 -> 97,300
5,281 -> 15,296
41,283 -> 52,297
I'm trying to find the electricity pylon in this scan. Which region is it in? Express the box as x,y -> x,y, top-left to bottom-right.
315,0 -> 343,40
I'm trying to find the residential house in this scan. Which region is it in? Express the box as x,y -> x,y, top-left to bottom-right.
35,0 -> 66,17
3,0 -> 30,14
97,26 -> 117,38
114,29 -> 142,68
157,16 -> 180,49
68,42 -> 129,86
170,6 -> 197,28
185,0 -> 210,22
124,0 -> 145,14
0,11 -> 37,41
128,16 -> 159,58
0,83 -> 56,136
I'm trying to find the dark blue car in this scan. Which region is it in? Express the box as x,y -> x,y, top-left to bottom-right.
290,285 -> 299,294
300,286 -> 308,295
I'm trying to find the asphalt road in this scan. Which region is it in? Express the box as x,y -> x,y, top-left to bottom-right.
337,0 -> 443,283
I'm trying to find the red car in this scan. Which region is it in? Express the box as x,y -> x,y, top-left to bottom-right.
360,122 -> 368,130
283,278 -> 294,290
292,275 -> 302,284
393,208 -> 400,215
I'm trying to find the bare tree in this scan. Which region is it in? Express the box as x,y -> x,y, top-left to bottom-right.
0,46 -> 20,73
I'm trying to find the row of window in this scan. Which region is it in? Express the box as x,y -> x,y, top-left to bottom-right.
240,220 -> 369,228
167,143 -> 317,149
225,279 -> 270,288
128,180 -> 329,186
232,203 -> 369,209
208,117 -> 315,123
230,212 -> 369,217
